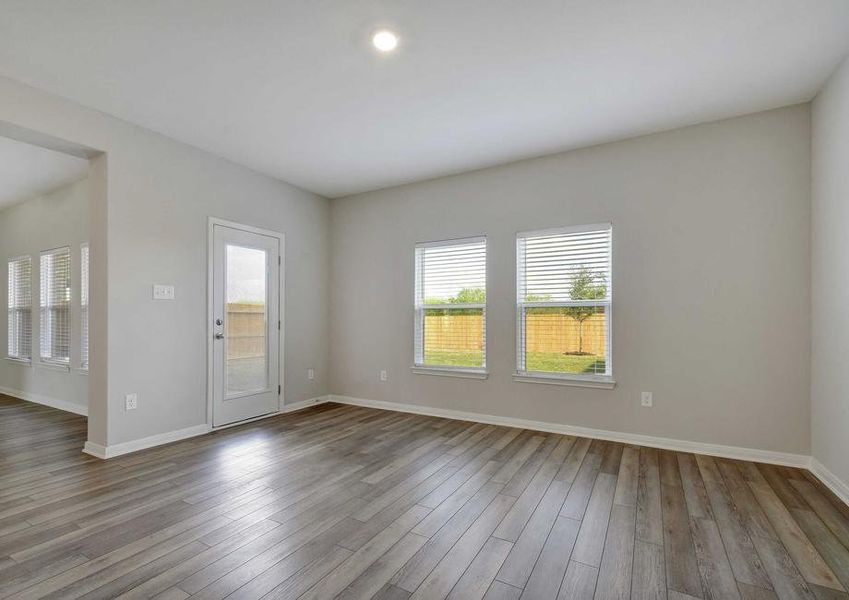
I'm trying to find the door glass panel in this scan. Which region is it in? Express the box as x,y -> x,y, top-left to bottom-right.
226,244 -> 268,395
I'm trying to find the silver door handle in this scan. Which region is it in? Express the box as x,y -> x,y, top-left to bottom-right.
214,333 -> 224,340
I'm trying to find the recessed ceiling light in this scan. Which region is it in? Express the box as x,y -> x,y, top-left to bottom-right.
372,30 -> 398,52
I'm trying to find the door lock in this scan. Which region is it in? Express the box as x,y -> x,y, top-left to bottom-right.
214,332 -> 224,340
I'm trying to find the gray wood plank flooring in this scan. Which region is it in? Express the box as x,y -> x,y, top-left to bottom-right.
2,394 -> 848,599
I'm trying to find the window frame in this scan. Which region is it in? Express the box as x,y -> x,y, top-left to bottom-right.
7,255 -> 33,365
514,223 -> 615,388
413,236 -> 489,379
39,245 -> 72,369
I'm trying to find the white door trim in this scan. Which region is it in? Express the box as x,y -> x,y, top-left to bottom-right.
207,217 -> 285,429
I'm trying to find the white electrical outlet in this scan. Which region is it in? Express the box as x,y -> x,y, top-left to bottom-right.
380,370 -> 388,382
125,393 -> 138,410
152,284 -> 175,300
641,392 -> 653,407
307,368 -> 315,380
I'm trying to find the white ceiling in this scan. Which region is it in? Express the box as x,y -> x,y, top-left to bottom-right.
0,136 -> 89,210
1,1 -> 848,198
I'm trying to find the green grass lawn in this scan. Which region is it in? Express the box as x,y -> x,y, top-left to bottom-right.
525,352 -> 606,374
424,350 -> 484,368
424,349 -> 605,374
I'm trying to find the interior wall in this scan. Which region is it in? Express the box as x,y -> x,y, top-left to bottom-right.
811,56 -> 849,490
0,176 -> 89,414
330,105 -> 812,455
0,75 -> 331,447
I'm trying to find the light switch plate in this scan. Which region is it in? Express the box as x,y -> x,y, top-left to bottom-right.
641,392 -> 653,407
153,284 -> 175,300
125,393 -> 138,410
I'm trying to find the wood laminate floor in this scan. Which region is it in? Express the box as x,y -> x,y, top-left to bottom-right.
2,395 -> 849,599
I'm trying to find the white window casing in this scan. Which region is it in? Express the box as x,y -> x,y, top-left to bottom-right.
516,223 -> 614,387
414,236 -> 487,377
7,256 -> 33,363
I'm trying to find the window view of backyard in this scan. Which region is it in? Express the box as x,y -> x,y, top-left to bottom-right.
521,266 -> 608,375
423,297 -> 485,367
522,307 -> 607,374
226,245 -> 268,394
422,286 -> 607,374
416,239 -> 487,369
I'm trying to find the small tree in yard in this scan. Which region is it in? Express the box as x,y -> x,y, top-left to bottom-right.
425,287 -> 485,316
453,287 -> 486,304
564,267 -> 607,354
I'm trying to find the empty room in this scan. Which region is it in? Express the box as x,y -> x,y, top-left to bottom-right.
1,1 -> 849,599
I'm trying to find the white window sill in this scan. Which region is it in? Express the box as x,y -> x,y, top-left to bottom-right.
36,361 -> 70,373
513,372 -> 616,389
411,366 -> 489,380
77,367 -> 89,376
5,357 -> 32,367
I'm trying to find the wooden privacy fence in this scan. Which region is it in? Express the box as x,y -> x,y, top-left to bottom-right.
423,312 -> 606,355
524,312 -> 606,356
424,314 -> 483,353
226,303 -> 266,359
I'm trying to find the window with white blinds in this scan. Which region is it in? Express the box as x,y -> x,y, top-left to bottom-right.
414,237 -> 487,371
516,224 -> 612,380
81,244 -> 89,370
40,247 -> 71,365
7,257 -> 33,362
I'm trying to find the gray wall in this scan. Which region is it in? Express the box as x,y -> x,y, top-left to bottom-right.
0,75 -> 330,446
0,72 -> 818,459
812,56 -> 849,487
0,177 -> 89,413
103,139 -> 330,446
330,105 -> 812,455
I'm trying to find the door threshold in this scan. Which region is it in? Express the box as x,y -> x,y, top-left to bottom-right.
212,410 -> 278,431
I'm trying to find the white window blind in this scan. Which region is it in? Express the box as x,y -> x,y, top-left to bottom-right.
7,256 -> 33,362
81,244 -> 89,370
414,237 -> 487,370
517,224 -> 612,379
40,247 -> 71,365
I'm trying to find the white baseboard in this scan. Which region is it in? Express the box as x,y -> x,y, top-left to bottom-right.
82,395 -> 331,460
328,394 -> 811,468
281,395 -> 330,413
82,441 -> 109,459
0,385 -> 88,416
83,423 -> 210,459
810,458 -> 849,507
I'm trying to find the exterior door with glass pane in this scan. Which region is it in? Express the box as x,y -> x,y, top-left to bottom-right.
212,223 -> 280,427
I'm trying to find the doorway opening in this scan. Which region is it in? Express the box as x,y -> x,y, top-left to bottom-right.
0,133 -> 92,416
